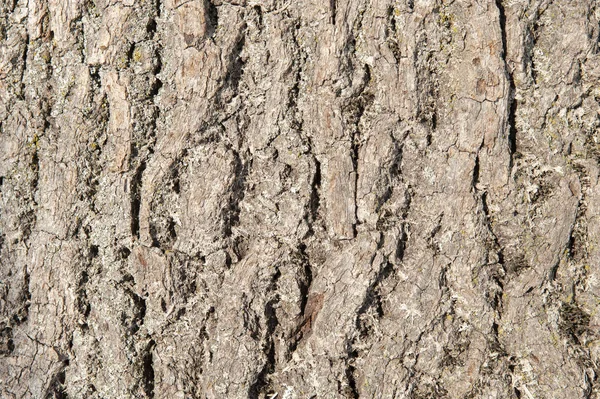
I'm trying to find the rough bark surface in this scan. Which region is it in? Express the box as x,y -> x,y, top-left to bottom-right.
1,0 -> 600,398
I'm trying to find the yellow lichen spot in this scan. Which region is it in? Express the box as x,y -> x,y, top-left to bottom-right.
116,54 -> 129,69
41,50 -> 51,63
30,133 -> 40,149
439,11 -> 454,27
565,293 -> 573,303
133,48 -> 143,63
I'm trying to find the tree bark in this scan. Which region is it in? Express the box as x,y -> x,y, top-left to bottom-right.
1,0 -> 600,398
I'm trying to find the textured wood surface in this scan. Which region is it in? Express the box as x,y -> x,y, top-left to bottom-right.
1,0 -> 600,398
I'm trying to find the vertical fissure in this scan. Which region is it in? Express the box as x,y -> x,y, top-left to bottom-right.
248,267 -> 281,399
205,0 -> 218,39
130,161 -> 146,238
224,149 -> 249,237
344,64 -> 373,237
19,33 -> 29,99
495,0 -> 518,169
330,0 -> 337,25
142,340 -> 156,398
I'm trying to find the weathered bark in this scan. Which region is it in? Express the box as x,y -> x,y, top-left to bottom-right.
1,0 -> 600,397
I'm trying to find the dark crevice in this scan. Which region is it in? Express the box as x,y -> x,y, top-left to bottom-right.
22,137 -> 41,240
566,172 -> 588,262
119,246 -> 132,260
265,276 -> 281,338
242,297 -> 260,340
514,387 -> 522,398
152,41 -> 163,76
356,259 -> 393,333
496,0 -> 508,58
481,192 -> 506,311
76,260 -> 91,321
524,21 -> 540,84
472,154 -> 480,189
124,288 -> 147,335
375,187 -> 411,261
205,0 -> 218,39
18,33 -> 29,99
126,42 -> 136,65
297,243 -> 313,315
149,77 -> 163,98
288,18 -> 305,113
249,341 -> 275,399
386,10 -> 402,64
507,93 -> 518,164
22,268 -> 31,320
414,26 -> 439,137
395,225 -> 409,262
146,0 -> 160,37
10,266 -> 32,328
142,340 -> 156,398
345,367 -> 359,399
495,0 -> 518,169
171,163 -> 181,194
253,5 -> 263,29
150,216 -> 178,250
488,321 -> 506,357
351,138 -> 360,238
559,301 -> 591,343
308,156 -> 322,229
548,257 -> 560,282
291,292 -> 324,353
343,341 -> 360,399
330,0 -> 337,25
343,64 -> 373,237
216,26 -> 247,105
289,22 -> 316,237
130,161 -> 146,238
478,188 -> 511,378
44,357 -> 69,399
584,370 -> 595,399
347,246 -> 392,396
155,0 -> 162,17
224,150 -> 249,237
0,325 -> 15,355
248,268 -> 281,399
146,18 -> 157,36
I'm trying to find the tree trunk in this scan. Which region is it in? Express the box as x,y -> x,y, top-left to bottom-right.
1,0 -> 600,397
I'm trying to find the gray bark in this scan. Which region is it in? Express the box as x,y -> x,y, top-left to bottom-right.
1,0 -> 600,398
